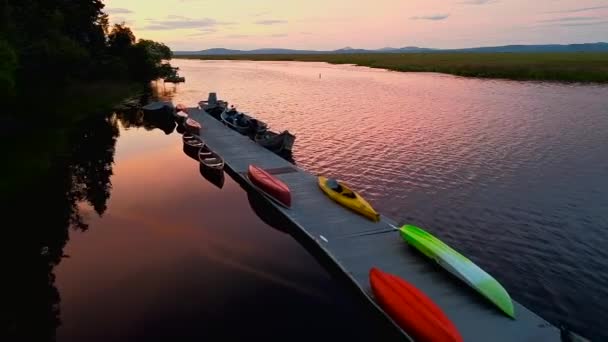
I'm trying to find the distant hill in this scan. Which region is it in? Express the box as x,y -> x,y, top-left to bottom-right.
173,43 -> 608,56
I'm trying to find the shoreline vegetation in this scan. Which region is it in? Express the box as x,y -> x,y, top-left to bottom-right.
177,53 -> 608,83
1,1 -> 171,195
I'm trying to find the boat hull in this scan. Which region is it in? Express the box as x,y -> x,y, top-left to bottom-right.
370,268 -> 463,342
248,165 -> 291,208
255,130 -> 296,153
198,146 -> 224,171
318,176 -> 379,221
399,225 -> 515,318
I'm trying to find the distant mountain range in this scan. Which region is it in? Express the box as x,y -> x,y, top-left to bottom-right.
174,43 -> 608,55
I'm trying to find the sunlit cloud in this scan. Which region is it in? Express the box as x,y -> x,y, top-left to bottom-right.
105,7 -> 133,14
539,16 -> 601,23
255,19 -> 288,25
537,16 -> 607,26
410,14 -> 450,21
143,16 -> 234,30
458,0 -> 497,4
560,20 -> 608,27
545,5 -> 608,14
225,34 -> 251,39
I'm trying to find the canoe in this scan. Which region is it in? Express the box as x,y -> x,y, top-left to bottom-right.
254,130 -> 296,153
183,134 -> 204,148
247,165 -> 291,208
370,267 -> 463,342
400,225 -> 515,318
197,146 -> 224,170
185,118 -> 202,135
318,176 -> 379,222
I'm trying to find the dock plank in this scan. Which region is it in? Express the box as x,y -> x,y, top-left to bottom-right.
187,107 -> 560,341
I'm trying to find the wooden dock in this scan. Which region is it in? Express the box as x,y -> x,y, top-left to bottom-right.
187,107 -> 560,341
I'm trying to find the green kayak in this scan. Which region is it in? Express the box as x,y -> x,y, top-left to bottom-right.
400,225 -> 515,319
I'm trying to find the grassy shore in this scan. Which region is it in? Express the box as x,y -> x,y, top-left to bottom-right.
178,52 -> 608,83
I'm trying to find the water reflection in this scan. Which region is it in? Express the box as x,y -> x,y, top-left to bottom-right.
199,164 -> 225,189
6,112 -> 119,341
246,191 -> 292,235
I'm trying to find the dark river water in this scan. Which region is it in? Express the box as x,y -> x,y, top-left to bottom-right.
7,60 -> 608,341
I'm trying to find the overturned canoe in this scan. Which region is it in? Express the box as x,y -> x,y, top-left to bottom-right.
400,225 -> 515,319
247,165 -> 291,208
185,118 -> 202,135
370,267 -> 463,342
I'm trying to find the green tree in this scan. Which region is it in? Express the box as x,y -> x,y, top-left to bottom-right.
0,40 -> 17,97
107,23 -> 135,56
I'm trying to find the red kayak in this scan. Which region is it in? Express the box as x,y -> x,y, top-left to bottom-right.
369,268 -> 462,342
247,165 -> 291,208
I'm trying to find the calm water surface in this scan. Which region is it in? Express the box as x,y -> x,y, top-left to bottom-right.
161,60 -> 608,339
9,60 -> 608,341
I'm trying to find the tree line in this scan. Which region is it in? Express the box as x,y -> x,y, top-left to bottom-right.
0,0 -> 173,101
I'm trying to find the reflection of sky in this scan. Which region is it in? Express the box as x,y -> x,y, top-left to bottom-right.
55,124 -> 379,341
105,0 -> 608,50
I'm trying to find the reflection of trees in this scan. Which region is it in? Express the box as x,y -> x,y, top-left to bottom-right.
115,105 -> 176,135
4,113 -> 119,341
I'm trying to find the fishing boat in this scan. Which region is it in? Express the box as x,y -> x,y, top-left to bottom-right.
399,225 -> 515,318
199,93 -> 228,120
318,176 -> 379,221
198,145 -> 224,170
254,130 -> 296,153
184,118 -> 202,135
370,268 -> 463,342
247,165 -> 291,208
220,108 -> 268,135
199,162 -> 225,189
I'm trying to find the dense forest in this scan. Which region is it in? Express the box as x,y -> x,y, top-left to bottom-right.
0,0 -> 173,105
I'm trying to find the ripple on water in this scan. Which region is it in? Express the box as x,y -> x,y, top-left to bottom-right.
167,60 -> 608,340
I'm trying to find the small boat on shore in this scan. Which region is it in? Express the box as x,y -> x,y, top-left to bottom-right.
247,165 -> 291,208
255,130 -> 296,153
199,93 -> 228,120
400,224 -> 515,318
370,268 -> 463,342
184,118 -> 202,135
198,146 -> 224,170
318,176 -> 379,221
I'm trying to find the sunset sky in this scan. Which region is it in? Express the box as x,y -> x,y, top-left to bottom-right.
103,0 -> 608,50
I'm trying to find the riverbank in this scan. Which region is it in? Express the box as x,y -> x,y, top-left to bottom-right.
177,52 -> 608,83
1,81 -> 142,195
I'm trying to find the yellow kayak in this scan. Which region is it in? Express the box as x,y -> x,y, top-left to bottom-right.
318,176 -> 380,222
